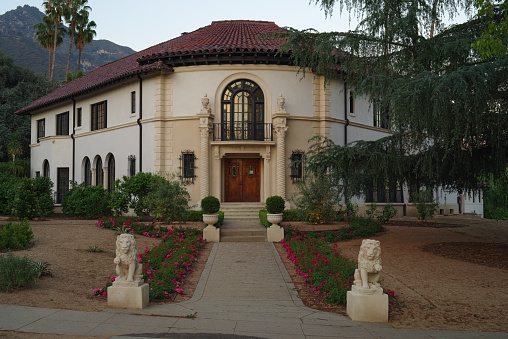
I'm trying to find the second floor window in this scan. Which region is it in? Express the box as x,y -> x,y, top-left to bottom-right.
91,101 -> 107,131
37,119 -> 45,141
131,91 -> 136,114
77,108 -> 82,127
56,112 -> 69,135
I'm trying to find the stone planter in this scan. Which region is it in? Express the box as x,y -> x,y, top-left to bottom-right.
266,213 -> 283,226
202,213 -> 219,226
202,213 -> 220,242
267,213 -> 284,242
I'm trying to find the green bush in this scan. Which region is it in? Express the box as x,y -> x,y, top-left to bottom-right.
146,175 -> 191,224
337,217 -> 382,240
62,182 -> 111,218
0,171 -> 21,215
484,170 -> 508,219
414,189 -> 438,220
0,221 -> 33,250
283,209 -> 305,221
291,175 -> 337,223
187,210 -> 203,221
0,252 -> 38,292
201,196 -> 220,214
14,176 -> 54,219
109,172 -> 162,216
259,209 -> 270,227
266,195 -> 285,214
365,203 -> 396,224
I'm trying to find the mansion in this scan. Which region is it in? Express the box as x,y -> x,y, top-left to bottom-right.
17,20 -> 483,217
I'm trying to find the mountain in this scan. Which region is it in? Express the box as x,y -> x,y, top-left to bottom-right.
0,5 -> 136,81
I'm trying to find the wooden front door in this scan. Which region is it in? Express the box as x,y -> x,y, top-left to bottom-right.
225,158 -> 260,202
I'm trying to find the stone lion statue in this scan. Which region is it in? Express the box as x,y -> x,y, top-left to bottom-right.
114,233 -> 143,282
354,239 -> 382,290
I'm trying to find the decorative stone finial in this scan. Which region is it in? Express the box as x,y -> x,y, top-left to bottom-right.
277,93 -> 285,110
201,93 -> 209,109
353,239 -> 382,294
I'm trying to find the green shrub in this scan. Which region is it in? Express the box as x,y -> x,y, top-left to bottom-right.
283,209 -> 305,221
259,209 -> 270,227
337,217 -> 382,240
109,172 -> 163,216
13,176 -> 54,219
0,170 -> 21,215
146,175 -> 191,224
291,175 -> 337,223
201,196 -> 220,214
216,211 -> 225,227
0,252 -> 38,292
266,195 -> 285,214
365,203 -> 396,224
414,189 -> 438,220
484,170 -> 508,219
0,221 -> 33,250
187,210 -> 203,221
62,182 -> 111,218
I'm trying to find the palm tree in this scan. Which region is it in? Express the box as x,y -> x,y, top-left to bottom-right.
7,131 -> 23,163
43,0 -> 66,80
75,15 -> 96,72
64,0 -> 91,77
34,15 -> 65,80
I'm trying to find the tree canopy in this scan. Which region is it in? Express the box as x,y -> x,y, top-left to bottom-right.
0,51 -> 58,162
274,0 -> 507,198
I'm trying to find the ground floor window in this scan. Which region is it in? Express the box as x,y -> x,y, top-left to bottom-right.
128,155 -> 136,177
84,157 -> 92,185
179,150 -> 196,184
290,150 -> 305,183
365,180 -> 403,203
57,168 -> 69,204
43,160 -> 50,178
107,155 -> 115,192
96,157 -> 103,187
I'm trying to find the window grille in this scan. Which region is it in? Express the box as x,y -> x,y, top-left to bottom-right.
290,150 -> 305,183
179,150 -> 196,184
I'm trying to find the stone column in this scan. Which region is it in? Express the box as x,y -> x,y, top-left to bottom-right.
91,168 -> 96,186
197,94 -> 214,201
273,94 -> 289,200
103,166 -> 108,190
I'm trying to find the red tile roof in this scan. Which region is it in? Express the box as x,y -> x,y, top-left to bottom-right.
138,20 -> 284,62
16,20 -> 286,115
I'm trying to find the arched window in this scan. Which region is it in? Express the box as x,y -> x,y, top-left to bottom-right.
107,155 -> 115,192
96,157 -> 103,187
221,79 -> 264,140
84,157 -> 91,186
43,160 -> 50,178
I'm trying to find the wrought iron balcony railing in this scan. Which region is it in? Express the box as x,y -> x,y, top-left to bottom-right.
213,123 -> 272,141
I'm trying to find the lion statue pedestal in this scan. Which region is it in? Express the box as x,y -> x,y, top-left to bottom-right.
346,239 -> 388,323
107,234 -> 149,309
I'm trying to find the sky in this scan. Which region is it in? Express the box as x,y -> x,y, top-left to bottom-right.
1,1 -> 469,52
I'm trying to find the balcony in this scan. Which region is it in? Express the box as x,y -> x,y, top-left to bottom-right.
213,123 -> 272,142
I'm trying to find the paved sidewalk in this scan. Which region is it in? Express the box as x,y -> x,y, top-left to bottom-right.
1,241 -> 506,338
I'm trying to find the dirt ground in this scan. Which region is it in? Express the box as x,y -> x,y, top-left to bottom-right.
1,214 -> 507,333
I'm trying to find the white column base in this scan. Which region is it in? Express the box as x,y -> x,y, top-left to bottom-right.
267,225 -> 284,242
346,290 -> 388,323
107,283 -> 149,309
203,225 -> 220,242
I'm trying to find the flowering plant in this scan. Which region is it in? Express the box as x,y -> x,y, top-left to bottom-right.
94,216 -> 204,300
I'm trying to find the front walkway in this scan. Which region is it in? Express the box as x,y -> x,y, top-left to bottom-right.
1,241 -> 506,338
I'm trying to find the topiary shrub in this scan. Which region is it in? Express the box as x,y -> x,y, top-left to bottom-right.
266,195 -> 285,214
201,196 -> 220,214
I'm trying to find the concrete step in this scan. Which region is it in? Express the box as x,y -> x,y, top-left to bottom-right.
221,202 -> 265,220
221,229 -> 266,237
220,235 -> 266,242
